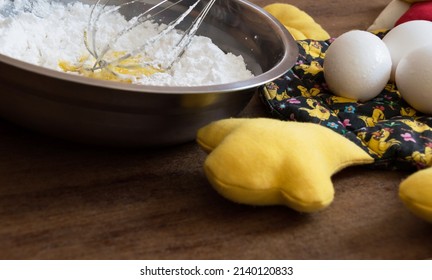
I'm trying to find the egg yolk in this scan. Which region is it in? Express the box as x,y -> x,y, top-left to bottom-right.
58,52 -> 162,83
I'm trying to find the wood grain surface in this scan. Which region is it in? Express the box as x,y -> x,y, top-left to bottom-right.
1,0 -> 432,260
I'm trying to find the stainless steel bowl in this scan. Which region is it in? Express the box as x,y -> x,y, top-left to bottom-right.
0,0 -> 298,146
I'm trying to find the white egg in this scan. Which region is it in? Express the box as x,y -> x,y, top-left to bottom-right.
395,44 -> 432,114
383,20 -> 432,81
324,30 -> 392,102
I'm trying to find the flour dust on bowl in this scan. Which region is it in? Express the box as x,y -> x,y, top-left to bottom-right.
0,0 -> 298,146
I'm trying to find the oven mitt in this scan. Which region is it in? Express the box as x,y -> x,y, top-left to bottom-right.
197,4 -> 371,213
259,2 -> 432,221
260,32 -> 432,220
264,4 -> 330,40
400,167 -> 432,223
197,2 -> 432,222
197,118 -> 373,212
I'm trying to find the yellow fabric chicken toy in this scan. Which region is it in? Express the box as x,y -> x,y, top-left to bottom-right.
197,0 -> 432,223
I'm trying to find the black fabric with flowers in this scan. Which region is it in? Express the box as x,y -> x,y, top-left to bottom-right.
259,34 -> 432,170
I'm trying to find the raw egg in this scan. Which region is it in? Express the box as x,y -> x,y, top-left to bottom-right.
395,44 -> 432,114
383,20 -> 432,81
324,30 -> 392,102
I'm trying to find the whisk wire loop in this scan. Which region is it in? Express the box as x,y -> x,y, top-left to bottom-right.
84,0 -> 216,72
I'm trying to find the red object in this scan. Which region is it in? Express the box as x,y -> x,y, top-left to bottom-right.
396,1 -> 432,26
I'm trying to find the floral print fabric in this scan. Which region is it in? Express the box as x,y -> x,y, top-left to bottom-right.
259,34 -> 432,170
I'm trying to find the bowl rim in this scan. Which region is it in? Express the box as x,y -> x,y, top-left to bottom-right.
0,0 -> 298,95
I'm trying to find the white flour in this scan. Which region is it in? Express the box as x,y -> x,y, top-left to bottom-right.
0,0 -> 254,86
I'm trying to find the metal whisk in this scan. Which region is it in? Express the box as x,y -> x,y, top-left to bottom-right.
84,0 -> 216,72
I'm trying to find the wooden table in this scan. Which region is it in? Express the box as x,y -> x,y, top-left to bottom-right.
1,0 -> 432,260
